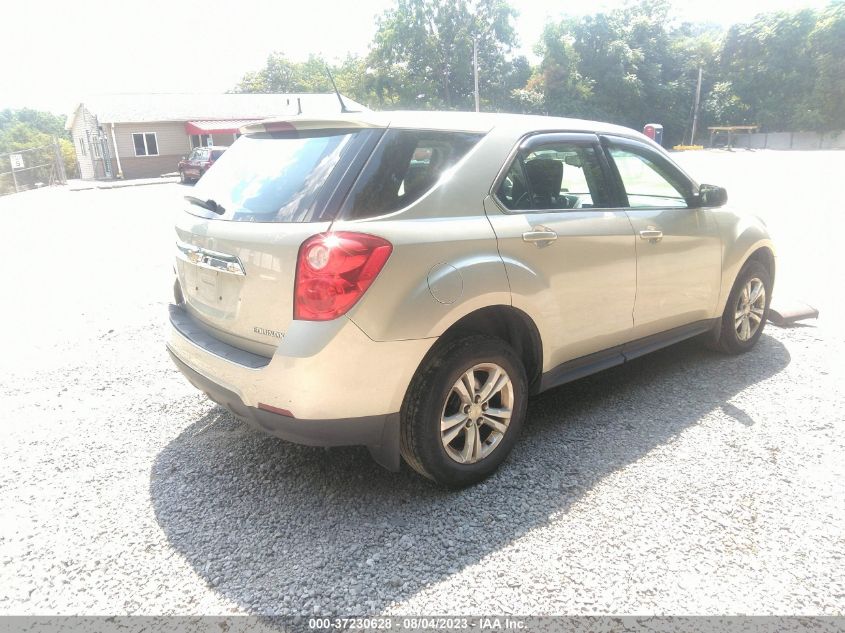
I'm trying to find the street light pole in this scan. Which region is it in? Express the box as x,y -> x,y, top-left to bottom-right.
690,66 -> 703,145
473,38 -> 480,112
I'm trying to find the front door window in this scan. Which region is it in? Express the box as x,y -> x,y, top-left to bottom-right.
607,146 -> 689,208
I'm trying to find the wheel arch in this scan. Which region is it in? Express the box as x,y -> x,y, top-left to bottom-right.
745,245 -> 776,288
416,305 -> 544,395
716,221 -> 776,315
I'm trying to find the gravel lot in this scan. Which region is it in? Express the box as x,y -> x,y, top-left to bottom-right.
1,150 -> 843,617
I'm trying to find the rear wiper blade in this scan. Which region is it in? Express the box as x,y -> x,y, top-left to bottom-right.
184,195 -> 225,215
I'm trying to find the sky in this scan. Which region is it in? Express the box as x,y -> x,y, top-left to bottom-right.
0,0 -> 833,116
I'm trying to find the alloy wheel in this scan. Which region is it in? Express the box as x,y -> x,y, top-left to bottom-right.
735,277 -> 766,341
440,363 -> 514,464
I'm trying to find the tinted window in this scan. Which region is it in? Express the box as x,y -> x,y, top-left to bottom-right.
497,160 -> 530,210
497,143 -> 610,211
210,150 -> 224,160
607,145 -> 689,208
342,129 -> 483,219
145,133 -> 158,156
132,133 -> 146,156
187,131 -> 360,223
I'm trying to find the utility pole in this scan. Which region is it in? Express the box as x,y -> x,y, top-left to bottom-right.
9,156 -> 19,193
690,66 -> 703,145
473,38 -> 480,112
53,136 -> 67,184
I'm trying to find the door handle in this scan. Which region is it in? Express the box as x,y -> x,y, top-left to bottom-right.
522,228 -> 558,244
639,229 -> 663,242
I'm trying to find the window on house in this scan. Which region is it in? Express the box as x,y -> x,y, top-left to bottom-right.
132,133 -> 159,157
79,138 -> 86,156
191,134 -> 212,149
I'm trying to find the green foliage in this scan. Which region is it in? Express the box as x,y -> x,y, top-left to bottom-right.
719,9 -> 818,131
0,108 -> 66,140
367,0 -> 529,110
232,53 -> 333,94
232,52 -> 383,109
803,2 -> 845,131
0,109 -> 77,179
231,0 -> 845,142
533,1 -> 721,145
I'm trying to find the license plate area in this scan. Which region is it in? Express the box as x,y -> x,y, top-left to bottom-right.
197,267 -> 219,303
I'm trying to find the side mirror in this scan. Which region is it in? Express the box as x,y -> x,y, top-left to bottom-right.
699,184 -> 728,208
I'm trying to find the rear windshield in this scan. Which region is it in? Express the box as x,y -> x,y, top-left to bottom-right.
187,131 -> 360,222
341,129 -> 483,220
210,149 -> 224,160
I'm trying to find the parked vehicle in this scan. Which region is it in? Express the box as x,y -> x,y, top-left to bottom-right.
166,111 -> 775,487
178,146 -> 227,183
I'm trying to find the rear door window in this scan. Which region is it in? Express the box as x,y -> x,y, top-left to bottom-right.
341,129 -> 483,220
187,130 -> 370,223
496,142 -> 611,211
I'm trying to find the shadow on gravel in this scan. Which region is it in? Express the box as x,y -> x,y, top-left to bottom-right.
150,334 -> 790,615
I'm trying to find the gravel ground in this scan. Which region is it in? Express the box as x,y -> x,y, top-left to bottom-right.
1,150 -> 843,616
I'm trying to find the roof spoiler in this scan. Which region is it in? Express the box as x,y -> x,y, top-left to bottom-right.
240,115 -> 382,135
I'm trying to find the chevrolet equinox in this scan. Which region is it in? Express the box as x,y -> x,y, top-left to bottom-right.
166,111 -> 775,487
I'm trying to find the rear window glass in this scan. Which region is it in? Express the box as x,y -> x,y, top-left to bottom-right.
210,150 -> 224,160
341,129 -> 483,219
187,132 -> 359,222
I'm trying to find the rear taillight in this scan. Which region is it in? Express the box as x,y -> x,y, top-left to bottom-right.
294,232 -> 392,321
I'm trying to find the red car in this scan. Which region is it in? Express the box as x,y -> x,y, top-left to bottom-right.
178,146 -> 227,184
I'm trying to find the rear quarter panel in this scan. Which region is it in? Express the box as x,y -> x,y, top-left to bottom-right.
334,214 -> 511,342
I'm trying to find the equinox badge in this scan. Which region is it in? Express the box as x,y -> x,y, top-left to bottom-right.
254,326 -> 285,339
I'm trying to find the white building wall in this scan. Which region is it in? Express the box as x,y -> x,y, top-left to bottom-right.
69,106 -> 99,180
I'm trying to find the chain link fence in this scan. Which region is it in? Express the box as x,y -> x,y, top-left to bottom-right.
0,139 -> 67,196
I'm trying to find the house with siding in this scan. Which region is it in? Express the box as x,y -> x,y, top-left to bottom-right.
66,93 -> 366,180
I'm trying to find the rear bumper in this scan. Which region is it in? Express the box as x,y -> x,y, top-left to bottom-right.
167,349 -> 400,470
165,303 -> 435,469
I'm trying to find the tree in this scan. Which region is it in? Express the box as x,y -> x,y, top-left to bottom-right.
229,0 -> 845,140
233,53 -> 334,94
529,22 -> 593,118
368,0 -> 528,110
719,9 -> 818,131
0,109 -> 77,181
802,3 -> 845,131
232,52 -> 384,109
532,0 -> 714,145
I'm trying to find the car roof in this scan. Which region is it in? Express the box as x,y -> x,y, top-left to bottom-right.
240,110 -> 650,141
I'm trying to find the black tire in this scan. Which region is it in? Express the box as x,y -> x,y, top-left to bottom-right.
708,260 -> 772,354
400,335 -> 528,488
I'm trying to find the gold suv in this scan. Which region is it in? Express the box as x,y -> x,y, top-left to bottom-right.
167,111 -> 774,487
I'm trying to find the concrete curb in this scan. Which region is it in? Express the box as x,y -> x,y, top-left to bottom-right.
68,176 -> 180,191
